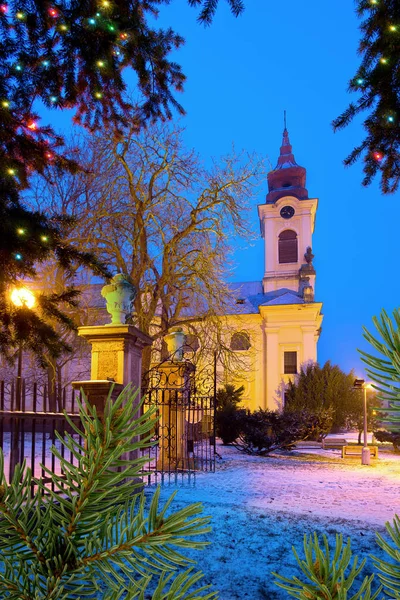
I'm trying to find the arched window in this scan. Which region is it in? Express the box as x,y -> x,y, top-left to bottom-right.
230,332 -> 251,351
278,229 -> 298,264
183,334 -> 200,353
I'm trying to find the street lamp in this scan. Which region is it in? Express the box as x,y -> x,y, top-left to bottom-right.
354,378 -> 373,465
10,287 -> 36,410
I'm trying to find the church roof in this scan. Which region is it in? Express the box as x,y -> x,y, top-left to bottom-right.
225,282 -> 304,315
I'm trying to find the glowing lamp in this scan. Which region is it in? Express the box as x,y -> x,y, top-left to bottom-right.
88,17 -> 96,24
380,57 -> 388,64
45,151 -> 53,159
108,24 -> 115,31
120,32 -> 128,39
373,151 -> 383,161
15,64 -> 22,71
17,228 -> 25,235
50,95 -> 57,103
11,287 -> 35,308
27,121 -> 38,131
7,168 -> 15,175
102,0 -> 110,6
356,78 -> 364,85
16,11 -> 25,19
14,254 -> 22,261
0,4 -> 8,13
95,91 -> 102,98
390,25 -> 397,31
59,24 -> 68,31
48,7 -> 58,17
42,60 -> 50,67
387,116 -> 394,122
1,100 -> 10,108
96,60 -> 105,67
41,235 -> 48,242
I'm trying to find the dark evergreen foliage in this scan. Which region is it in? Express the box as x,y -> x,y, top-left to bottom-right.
333,0 -> 400,193
0,0 -> 244,360
233,408 -> 333,455
215,384 -> 244,445
284,361 -> 361,431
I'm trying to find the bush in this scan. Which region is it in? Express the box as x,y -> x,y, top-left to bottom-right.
234,408 -> 333,455
374,429 -> 400,452
215,384 -> 244,445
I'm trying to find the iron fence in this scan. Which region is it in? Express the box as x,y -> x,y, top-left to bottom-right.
0,381 -> 83,489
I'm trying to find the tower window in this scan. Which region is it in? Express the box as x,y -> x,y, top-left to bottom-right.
284,351 -> 297,374
279,230 -> 298,264
230,332 -> 251,351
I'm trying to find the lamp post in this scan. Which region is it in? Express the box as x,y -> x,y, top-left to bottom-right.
354,378 -> 373,465
10,287 -> 36,410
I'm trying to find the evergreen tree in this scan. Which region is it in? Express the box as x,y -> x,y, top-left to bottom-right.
333,0 -> 400,194
285,361 -> 361,431
0,0 -> 244,361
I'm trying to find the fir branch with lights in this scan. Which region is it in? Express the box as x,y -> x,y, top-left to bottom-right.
333,0 -> 400,194
0,0 -> 245,361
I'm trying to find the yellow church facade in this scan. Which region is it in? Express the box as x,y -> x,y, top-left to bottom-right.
214,128 -> 323,412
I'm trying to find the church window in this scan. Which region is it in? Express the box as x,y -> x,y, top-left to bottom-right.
284,351 -> 297,374
279,229 -> 298,264
230,332 -> 251,351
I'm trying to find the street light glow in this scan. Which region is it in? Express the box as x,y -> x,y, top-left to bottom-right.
11,287 -> 36,309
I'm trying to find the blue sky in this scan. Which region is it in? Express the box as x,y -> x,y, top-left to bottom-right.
47,0 -> 400,376
153,0 -> 400,376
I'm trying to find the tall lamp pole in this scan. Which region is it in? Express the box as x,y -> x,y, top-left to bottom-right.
10,287 -> 36,410
354,378 -> 372,466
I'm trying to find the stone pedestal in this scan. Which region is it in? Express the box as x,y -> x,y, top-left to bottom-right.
154,362 -> 195,471
71,380 -> 123,416
73,324 -> 152,414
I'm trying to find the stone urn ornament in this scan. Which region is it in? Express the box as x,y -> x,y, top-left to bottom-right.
164,328 -> 186,361
101,274 -> 137,325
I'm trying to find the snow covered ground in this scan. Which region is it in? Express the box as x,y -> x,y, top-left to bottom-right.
147,441 -> 400,599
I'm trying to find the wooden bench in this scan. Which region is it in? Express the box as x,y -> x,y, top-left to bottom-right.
296,440 -> 323,449
322,438 -> 347,450
342,445 -> 378,459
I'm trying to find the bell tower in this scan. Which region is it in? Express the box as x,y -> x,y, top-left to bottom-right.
258,125 -> 318,298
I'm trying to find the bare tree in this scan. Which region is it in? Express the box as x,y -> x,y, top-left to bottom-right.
31,122 -> 264,377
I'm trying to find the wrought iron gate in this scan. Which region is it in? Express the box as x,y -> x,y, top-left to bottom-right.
141,352 -> 217,482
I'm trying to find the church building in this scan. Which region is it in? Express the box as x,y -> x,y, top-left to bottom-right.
222,127 -> 323,411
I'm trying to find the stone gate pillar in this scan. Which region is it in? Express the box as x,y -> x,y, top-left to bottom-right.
153,361 -> 195,471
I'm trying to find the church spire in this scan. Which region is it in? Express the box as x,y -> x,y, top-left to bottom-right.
265,121 -> 309,204
275,114 -> 299,170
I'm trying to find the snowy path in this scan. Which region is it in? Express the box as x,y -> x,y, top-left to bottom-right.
156,444 -> 400,527
148,444 -> 400,600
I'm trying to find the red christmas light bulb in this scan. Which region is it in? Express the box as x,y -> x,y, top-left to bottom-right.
373,151 -> 383,161
0,4 -> 8,13
48,7 -> 58,17
45,151 -> 54,160
27,121 -> 38,131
